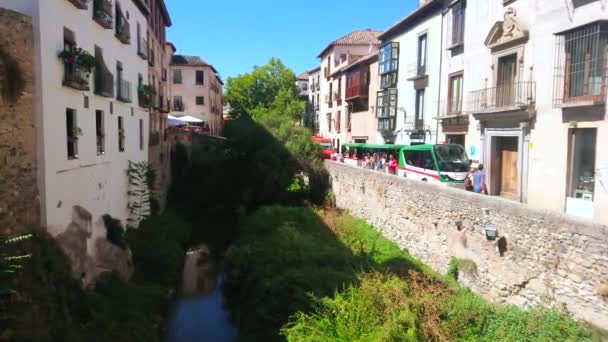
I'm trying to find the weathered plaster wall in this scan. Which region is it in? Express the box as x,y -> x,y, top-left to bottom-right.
0,8 -> 39,235
326,161 -> 608,328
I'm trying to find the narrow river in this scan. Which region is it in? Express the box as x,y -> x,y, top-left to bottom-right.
166,245 -> 237,342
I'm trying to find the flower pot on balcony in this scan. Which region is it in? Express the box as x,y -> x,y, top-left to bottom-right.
63,64 -> 91,90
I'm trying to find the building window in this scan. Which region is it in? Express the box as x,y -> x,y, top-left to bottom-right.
196,70 -> 204,85
329,82 -> 333,108
196,96 -> 205,105
173,96 -> 183,111
335,111 -> 341,132
448,72 -> 463,114
139,119 -> 144,150
414,89 -> 425,130
417,33 -> 428,76
66,108 -> 78,159
173,69 -> 182,84
327,113 -> 332,132
96,110 -> 105,155
451,1 -> 466,47
554,22 -> 607,106
379,42 -> 399,89
566,128 -> 597,216
118,116 -> 125,152
376,89 -> 397,131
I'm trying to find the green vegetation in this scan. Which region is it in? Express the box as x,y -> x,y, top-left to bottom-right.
224,206 -> 594,341
2,211 -> 196,342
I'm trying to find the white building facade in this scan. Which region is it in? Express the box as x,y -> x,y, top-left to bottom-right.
0,0 -> 152,278
434,0 -> 608,224
307,67 -> 321,134
377,1 -> 443,146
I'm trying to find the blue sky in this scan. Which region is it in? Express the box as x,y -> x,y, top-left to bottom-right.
165,0 -> 417,80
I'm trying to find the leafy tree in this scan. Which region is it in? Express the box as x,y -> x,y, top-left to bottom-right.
224,58 -> 301,118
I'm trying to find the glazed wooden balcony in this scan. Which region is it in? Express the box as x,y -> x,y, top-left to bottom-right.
93,0 -> 113,29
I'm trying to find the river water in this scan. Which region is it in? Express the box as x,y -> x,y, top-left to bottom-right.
166,246 -> 237,342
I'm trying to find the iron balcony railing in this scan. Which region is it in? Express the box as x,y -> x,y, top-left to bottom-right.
138,88 -> 150,108
148,48 -> 155,66
468,81 -> 536,113
115,12 -> 130,44
434,98 -> 467,119
173,101 -> 184,112
94,62 -> 114,98
93,0 -> 113,29
553,22 -> 607,107
403,117 -> 425,131
63,62 -> 90,91
117,79 -> 132,103
137,37 -> 148,59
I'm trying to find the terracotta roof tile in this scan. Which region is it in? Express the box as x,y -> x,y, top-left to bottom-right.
317,29 -> 382,58
171,55 -> 210,66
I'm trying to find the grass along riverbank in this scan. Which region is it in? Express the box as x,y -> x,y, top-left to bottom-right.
223,206 -> 597,341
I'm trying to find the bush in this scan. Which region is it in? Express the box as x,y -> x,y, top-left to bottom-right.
283,273 -> 418,341
126,212 -> 192,286
102,214 -> 127,249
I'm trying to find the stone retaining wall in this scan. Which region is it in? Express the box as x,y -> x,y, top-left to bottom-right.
326,161 -> 608,328
0,8 -> 38,235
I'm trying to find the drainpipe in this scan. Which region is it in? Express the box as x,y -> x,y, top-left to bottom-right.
435,5 -> 445,145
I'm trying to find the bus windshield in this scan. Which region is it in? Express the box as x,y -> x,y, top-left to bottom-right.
433,145 -> 469,172
319,142 -> 332,149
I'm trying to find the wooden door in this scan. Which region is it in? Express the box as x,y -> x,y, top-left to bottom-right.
499,138 -> 519,198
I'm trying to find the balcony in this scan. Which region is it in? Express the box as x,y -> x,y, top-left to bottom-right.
403,117 -> 425,131
333,91 -> 342,101
67,0 -> 89,9
115,12 -> 130,44
149,131 -> 160,146
94,55 -> 114,98
324,93 -> 331,103
63,62 -> 91,91
433,99 -> 467,120
93,0 -> 113,29
173,101 -> 184,112
468,82 -> 535,117
377,117 -> 395,132
117,79 -> 131,103
148,48 -> 155,66
137,37 -> 148,60
138,87 -> 151,108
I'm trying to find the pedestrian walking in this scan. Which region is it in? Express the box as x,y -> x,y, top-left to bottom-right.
473,164 -> 487,194
387,155 -> 397,175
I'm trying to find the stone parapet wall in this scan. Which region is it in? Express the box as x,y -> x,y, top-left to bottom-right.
0,8 -> 38,235
326,161 -> 608,328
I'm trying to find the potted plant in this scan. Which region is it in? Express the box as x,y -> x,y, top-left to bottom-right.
58,47 -> 96,73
